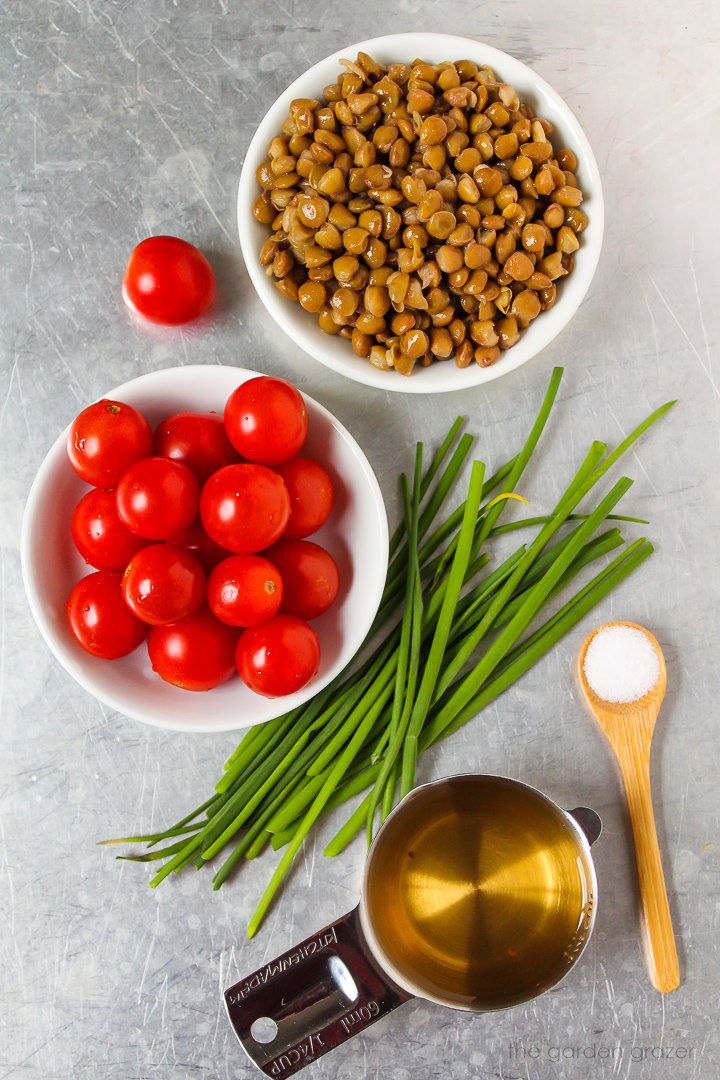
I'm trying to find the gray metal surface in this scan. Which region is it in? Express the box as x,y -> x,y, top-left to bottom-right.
1,2 -> 718,1078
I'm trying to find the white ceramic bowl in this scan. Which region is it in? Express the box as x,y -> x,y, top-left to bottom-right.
21,365 -> 388,733
238,33 -> 604,394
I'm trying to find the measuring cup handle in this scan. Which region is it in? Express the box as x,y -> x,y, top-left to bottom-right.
224,906 -> 410,1077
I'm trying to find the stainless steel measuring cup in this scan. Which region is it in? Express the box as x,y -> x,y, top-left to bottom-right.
225,774 -> 601,1077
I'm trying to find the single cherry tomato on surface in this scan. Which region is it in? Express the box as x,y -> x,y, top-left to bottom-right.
153,411 -> 240,485
122,236 -> 216,325
116,457 -> 199,540
274,457 -> 334,540
66,570 -> 148,659
147,606 -> 239,691
166,518 -> 230,573
207,554 -> 283,627
67,399 -> 152,488
224,376 -> 308,465
121,544 -> 205,626
200,463 -> 290,554
71,488 -> 146,570
236,614 -> 320,697
268,540 -> 340,620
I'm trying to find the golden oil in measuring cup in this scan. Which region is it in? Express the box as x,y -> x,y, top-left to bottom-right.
364,775 -> 595,1009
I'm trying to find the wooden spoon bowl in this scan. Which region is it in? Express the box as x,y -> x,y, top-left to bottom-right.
578,621 -> 679,993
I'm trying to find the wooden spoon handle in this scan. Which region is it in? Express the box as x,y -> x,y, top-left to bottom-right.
619,754 -> 679,993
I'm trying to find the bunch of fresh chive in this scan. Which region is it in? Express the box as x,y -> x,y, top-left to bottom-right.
105,368 -> 673,938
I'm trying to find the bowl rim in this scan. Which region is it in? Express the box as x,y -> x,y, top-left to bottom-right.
20,364 -> 389,733
238,31 -> 605,395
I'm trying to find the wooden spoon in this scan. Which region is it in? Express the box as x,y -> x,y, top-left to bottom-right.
578,621 -> 679,993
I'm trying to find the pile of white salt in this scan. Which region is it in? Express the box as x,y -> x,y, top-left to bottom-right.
583,624 -> 660,703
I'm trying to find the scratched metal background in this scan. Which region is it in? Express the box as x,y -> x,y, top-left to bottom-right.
1,2 -> 719,1078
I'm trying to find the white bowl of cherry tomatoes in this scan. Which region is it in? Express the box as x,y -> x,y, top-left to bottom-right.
21,366 -> 388,733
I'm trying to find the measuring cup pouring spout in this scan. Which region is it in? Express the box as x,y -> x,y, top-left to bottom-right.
569,805 -> 602,847
224,774 -> 601,1077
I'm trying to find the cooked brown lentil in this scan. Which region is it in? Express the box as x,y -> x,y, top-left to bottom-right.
254,53 -> 586,375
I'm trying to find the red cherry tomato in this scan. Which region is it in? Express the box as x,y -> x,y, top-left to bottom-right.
67,571 -> 148,659
269,540 -> 339,620
200,464 -> 290,554
116,457 -> 199,540
224,376 -> 308,465
207,554 -> 283,627
154,411 -> 240,484
71,489 -> 146,570
121,544 -> 205,626
67,399 -> 152,488
274,457 -> 334,540
236,614 -> 320,697
166,519 -> 230,573
147,606 -> 239,691
122,236 -> 215,325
